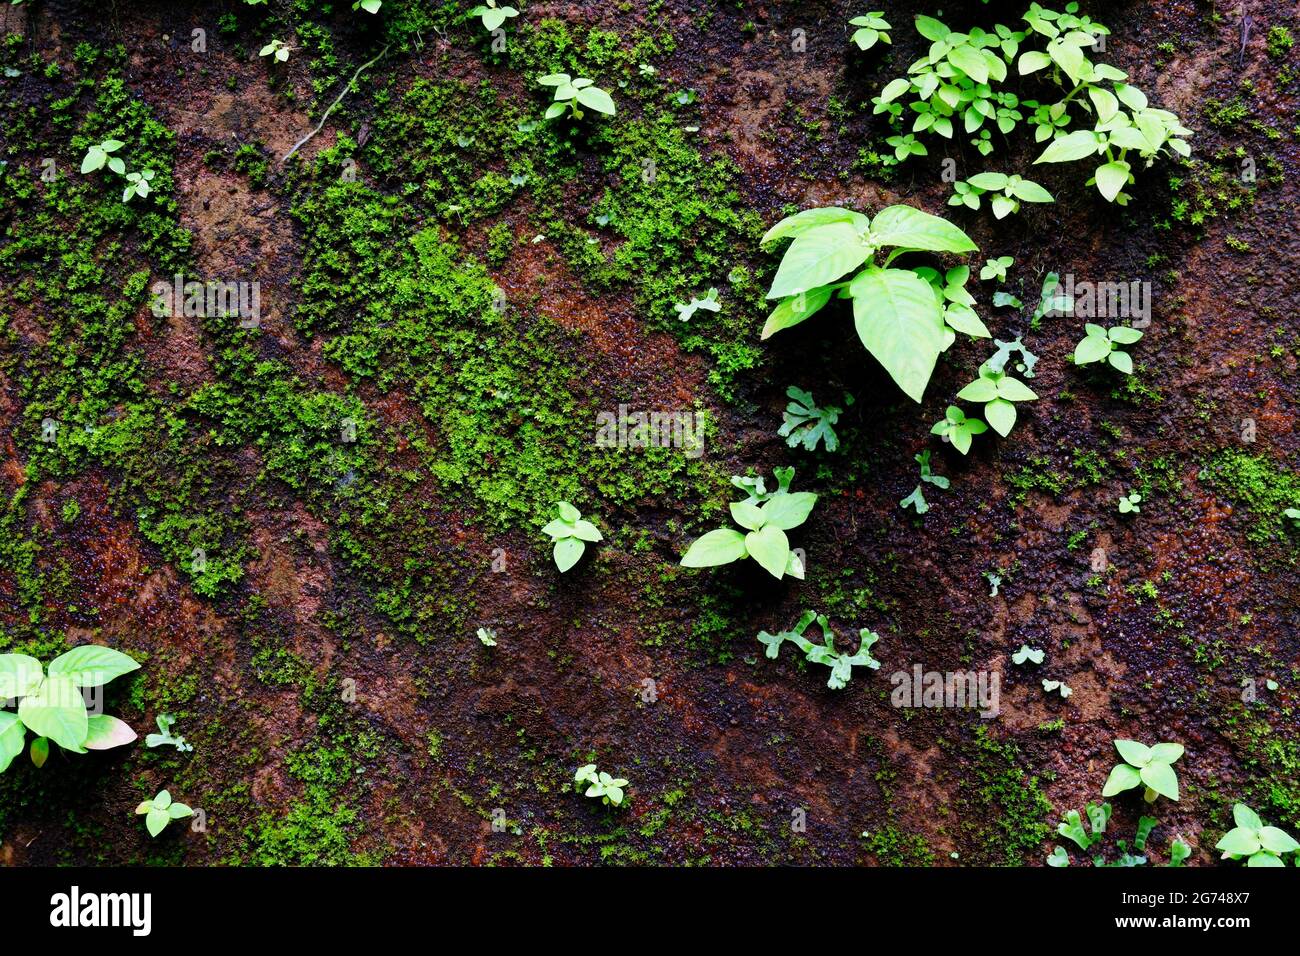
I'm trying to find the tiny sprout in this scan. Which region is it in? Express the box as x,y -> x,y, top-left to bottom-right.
538,73 -> 616,120
122,169 -> 155,202
259,39 -> 291,62
1012,645 -> 1044,665
1102,739 -> 1184,803
673,287 -> 720,322
1118,492 -> 1142,514
849,12 -> 891,51
476,627 -> 497,647
136,789 -> 194,837
145,713 -> 192,752
1073,323 -> 1143,374
469,1 -> 518,31
542,501 -> 602,573
1042,678 -> 1072,698
979,256 -> 1014,283
574,764 -> 628,806
930,405 -> 988,455
81,139 -> 125,175
949,172 -> 1054,218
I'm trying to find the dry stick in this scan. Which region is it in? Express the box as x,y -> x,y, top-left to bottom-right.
280,44 -> 390,164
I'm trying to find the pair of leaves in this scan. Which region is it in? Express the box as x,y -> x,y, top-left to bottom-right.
542,501 -> 602,572
956,366 -> 1038,437
680,482 -> 817,580
1074,323 -> 1142,373
539,73 -> 616,117
1102,739 -> 1183,802
136,789 -> 193,837
80,139 -> 125,175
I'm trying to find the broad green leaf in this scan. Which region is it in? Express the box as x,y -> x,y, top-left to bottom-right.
30,736 -> 48,768
1114,739 -> 1152,767
1088,87 -> 1119,122
0,711 -> 25,773
680,528 -> 748,568
761,286 -> 832,339
1114,83 -> 1148,111
878,77 -> 912,104
1047,38 -> 1084,83
850,268 -> 946,403
1094,161 -> 1130,202
83,714 -> 137,751
760,491 -> 818,531
557,501 -> 581,522
538,73 -> 570,86
1035,129 -> 1102,163
914,15 -> 950,42
48,645 -> 140,688
1018,50 -> 1052,74
1247,850 -> 1285,867
1101,762 -> 1143,796
1215,827 -> 1261,857
1074,333 -> 1112,365
956,378 -> 999,402
541,518 -> 576,539
17,675 -> 88,753
1258,827 -> 1300,854
761,207 -> 868,247
996,377 -> 1038,401
1009,179 -> 1054,203
729,499 -> 766,531
169,802 -> 194,819
576,86 -> 616,115
1232,803 -> 1263,831
0,654 -> 44,699
146,806 -> 170,837
990,194 -> 1017,219
744,525 -> 790,580
967,172 -> 1009,191
1140,761 -> 1179,801
985,398 -> 1017,437
943,303 -> 990,338
1147,742 -> 1184,764
1108,325 -> 1143,344
948,44 -> 989,83
569,520 -> 602,543
1108,350 -> 1134,374
868,204 -> 978,253
766,222 -> 869,299
552,537 -> 585,572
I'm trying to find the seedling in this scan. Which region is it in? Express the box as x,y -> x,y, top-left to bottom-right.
353,0 -> 382,13
778,386 -> 851,452
469,1 -> 518,31
674,287 -> 720,322
1057,802 -> 1111,850
1073,323 -> 1142,373
122,169 -> 155,202
574,764 -> 628,806
1282,507 -> 1299,524
538,74 -> 616,120
80,139 -> 126,175
1102,738 -> 1183,803
902,450 -> 948,514
757,610 -> 881,690
931,405 -> 988,455
145,713 -> 192,753
955,361 -> 1038,437
1012,645 -> 1044,665
983,570 -> 1002,595
1042,678 -> 1072,698
135,789 -> 193,837
259,39 -> 291,62
949,172 -> 1054,218
476,627 -> 498,647
0,646 -> 139,772
1214,803 -> 1300,867
542,501 -> 602,572
1030,272 -> 1074,326
979,256 -> 1013,282
900,486 -> 929,514
1049,803 -> 1187,866
680,468 -> 815,580
1117,492 -> 1141,514
849,12 -> 891,51
760,205 -> 981,402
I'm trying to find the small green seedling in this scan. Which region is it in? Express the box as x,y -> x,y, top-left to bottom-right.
1,646 -> 140,772
674,287 -> 720,322
983,570 -> 1002,596
1042,678 -> 1072,698
353,0 -> 382,13
956,361 -> 1038,437
1013,645 -> 1044,665
476,627 -> 497,647
1073,323 -> 1143,373
931,405 -> 988,455
985,336 -> 1039,378
542,501 -> 602,572
779,386 -> 850,452
1214,803 -> 1299,867
849,12 -> 891,50
1102,739 -> 1183,803
1057,802 -> 1111,850
1283,507 -> 1300,524
902,450 -> 948,514
757,610 -> 881,690
81,139 -> 126,175
1118,492 -> 1141,514
259,39 -> 291,62
680,468 -> 815,580
538,74 -> 616,119
900,486 -> 929,514
470,1 -> 518,31
135,789 -> 193,837
574,764 -> 628,806
145,713 -> 192,753
1030,272 -> 1074,326
979,256 -> 1013,282
122,169 -> 155,202
949,172 -> 1054,218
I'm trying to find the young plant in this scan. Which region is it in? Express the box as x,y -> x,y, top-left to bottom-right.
760,205 -> 980,402
469,1 -> 518,31
985,336 -> 1039,378
949,172 -> 1054,218
778,386 -> 850,452
679,468 -> 815,580
80,138 -> 126,175
1117,491 -> 1141,514
135,789 -> 193,837
145,713 -> 192,753
1214,803 -> 1300,867
542,501 -> 602,572
849,12 -> 891,51
1042,678 -> 1072,698
955,359 -> 1038,437
122,169 -> 155,202
574,764 -> 628,807
1030,271 -> 1074,326
353,0 -> 382,13
0,646 -> 139,772
930,405 -> 988,455
901,450 -> 948,514
979,255 -> 1014,282
1073,323 -> 1142,373
757,610 -> 882,690
538,74 -> 616,120
673,287 -> 720,322
259,39 -> 291,62
1013,645 -> 1044,664
475,627 -> 498,647
1102,739 -> 1183,803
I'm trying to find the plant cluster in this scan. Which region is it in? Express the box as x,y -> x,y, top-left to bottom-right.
757,610 -> 882,690
1215,803 -> 1299,867
542,501 -> 602,572
680,468 -> 815,580
1073,323 -> 1142,373
1102,739 -> 1183,803
949,172 -> 1054,218
1048,801 -> 1190,867
81,138 -> 156,203
136,789 -> 194,837
574,764 -> 628,806
538,73 -> 616,120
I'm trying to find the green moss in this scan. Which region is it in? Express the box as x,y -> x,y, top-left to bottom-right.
954,726 -> 1052,865
1200,449 -> 1300,543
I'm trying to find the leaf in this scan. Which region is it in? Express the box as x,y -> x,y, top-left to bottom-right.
552,537 -> 586,572
729,499 -> 766,531
1114,739 -> 1152,766
1094,160 -> 1131,202
537,73 -> 571,86
1140,761 -> 1180,801
541,518 -> 575,539
878,77 -> 912,104
168,802 -> 194,819
761,286 -> 833,339
1035,129 -> 1102,164
556,501 -> 581,522
82,715 -> 137,751
1108,350 -> 1134,374
766,222 -> 869,299
1232,803 -> 1263,831
990,194 -> 1017,219
1047,38 -> 1084,83
1108,325 -> 1144,344
850,268 -> 946,403
0,711 -> 25,773
996,377 -> 1038,401
761,207 -> 869,246
947,44 -> 989,83
760,491 -> 818,531
17,675 -> 88,753
544,102 -> 567,119
868,204 -> 978,253
1258,827 -> 1300,854
1088,87 -> 1119,122
956,378 -> 999,403
0,653 -> 44,699
30,736 -> 49,768
146,806 -> 170,837
1246,850 -> 1285,867
1147,742 -> 1184,764
680,529 -> 748,568
1018,50 -> 1053,74
967,172 -> 1009,191
1101,762 -> 1143,797
1009,179 -> 1054,203
744,525 -> 790,580
914,15 -> 950,42
48,645 -> 140,687
1073,333 -> 1112,365
943,303 -> 990,338
576,86 -> 616,116
985,398 -> 1017,437
569,520 -> 602,543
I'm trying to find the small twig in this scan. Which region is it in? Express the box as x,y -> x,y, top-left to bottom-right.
280,44 -> 390,164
